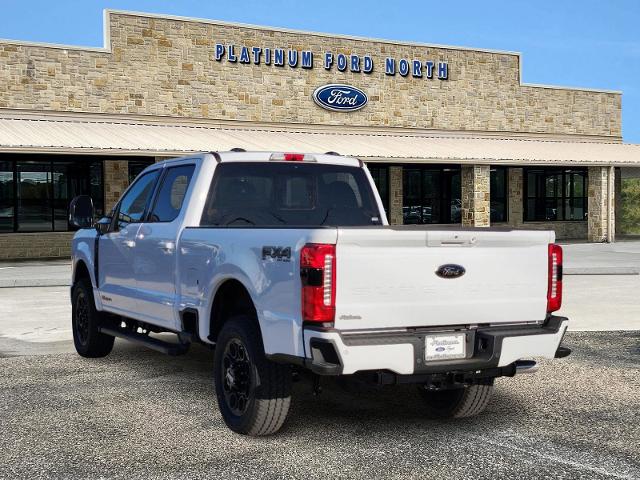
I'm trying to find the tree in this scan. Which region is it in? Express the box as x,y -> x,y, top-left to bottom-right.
620,178 -> 640,235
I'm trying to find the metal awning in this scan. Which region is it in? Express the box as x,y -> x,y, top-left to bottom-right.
0,114 -> 639,166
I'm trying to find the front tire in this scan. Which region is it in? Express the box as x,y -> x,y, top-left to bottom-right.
419,379 -> 494,418
214,316 -> 291,436
71,278 -> 114,358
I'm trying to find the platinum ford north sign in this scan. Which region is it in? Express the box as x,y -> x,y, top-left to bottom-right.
312,84 -> 368,112
214,44 -> 449,80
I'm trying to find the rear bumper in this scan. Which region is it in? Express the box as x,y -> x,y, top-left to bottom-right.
303,316 -> 569,376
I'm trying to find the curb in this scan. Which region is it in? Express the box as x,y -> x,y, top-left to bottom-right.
0,280 -> 71,288
563,267 -> 639,276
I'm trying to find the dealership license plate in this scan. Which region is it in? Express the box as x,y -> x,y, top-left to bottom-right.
425,333 -> 466,361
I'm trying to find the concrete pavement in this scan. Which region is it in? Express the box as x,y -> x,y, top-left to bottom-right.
561,240 -> 640,274
0,259 -> 70,287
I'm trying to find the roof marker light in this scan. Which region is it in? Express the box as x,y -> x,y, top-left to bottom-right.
269,152 -> 316,162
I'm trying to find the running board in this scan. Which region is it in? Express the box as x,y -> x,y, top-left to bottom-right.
99,326 -> 190,356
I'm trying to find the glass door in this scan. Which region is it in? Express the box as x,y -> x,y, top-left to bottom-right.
0,162 -> 14,232
17,162 -> 52,232
402,166 -> 460,224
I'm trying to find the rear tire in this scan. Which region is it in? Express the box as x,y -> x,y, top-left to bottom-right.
71,278 -> 114,358
419,379 -> 494,418
214,315 -> 292,436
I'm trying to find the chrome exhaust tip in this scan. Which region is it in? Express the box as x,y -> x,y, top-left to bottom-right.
515,359 -> 539,374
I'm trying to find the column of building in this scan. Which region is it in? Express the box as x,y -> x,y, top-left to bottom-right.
587,166 -> 615,242
104,160 -> 130,212
507,167 -> 524,228
388,166 -> 404,225
461,165 -> 490,227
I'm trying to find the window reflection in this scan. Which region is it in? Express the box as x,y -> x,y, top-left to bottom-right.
0,162 -> 13,232
525,168 -> 588,221
17,162 -> 52,232
367,165 -> 389,217
0,155 -> 114,233
403,166 -> 460,224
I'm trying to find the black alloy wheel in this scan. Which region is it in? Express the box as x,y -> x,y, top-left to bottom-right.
74,289 -> 90,346
71,278 -> 114,358
221,338 -> 253,416
213,316 -> 292,436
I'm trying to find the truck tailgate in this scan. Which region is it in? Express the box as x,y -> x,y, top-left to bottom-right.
334,228 -> 554,330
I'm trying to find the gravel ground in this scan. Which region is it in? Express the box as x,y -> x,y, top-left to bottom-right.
1,331 -> 638,480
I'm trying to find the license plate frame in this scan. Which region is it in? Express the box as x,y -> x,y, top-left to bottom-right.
424,332 -> 467,361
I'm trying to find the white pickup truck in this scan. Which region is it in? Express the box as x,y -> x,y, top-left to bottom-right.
69,151 -> 570,436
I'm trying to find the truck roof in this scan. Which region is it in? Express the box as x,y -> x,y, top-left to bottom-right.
157,151 -> 363,168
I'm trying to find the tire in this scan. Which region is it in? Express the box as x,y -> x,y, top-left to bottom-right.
71,278 -> 114,358
418,379 -> 494,418
214,315 -> 292,436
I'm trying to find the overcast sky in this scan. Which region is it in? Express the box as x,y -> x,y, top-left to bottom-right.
1,0 -> 638,142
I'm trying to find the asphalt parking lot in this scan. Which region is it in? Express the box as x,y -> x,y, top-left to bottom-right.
1,332 -> 639,480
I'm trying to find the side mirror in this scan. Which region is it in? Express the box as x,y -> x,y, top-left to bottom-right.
95,216 -> 112,235
69,195 -> 94,229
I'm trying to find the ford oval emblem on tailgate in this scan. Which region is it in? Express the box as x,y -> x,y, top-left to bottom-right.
312,84 -> 368,112
436,264 -> 466,279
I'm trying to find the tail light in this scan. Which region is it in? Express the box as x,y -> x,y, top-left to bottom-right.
300,243 -> 336,323
547,244 -> 563,313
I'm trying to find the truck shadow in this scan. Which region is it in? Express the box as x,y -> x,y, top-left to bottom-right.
108,339 -> 532,435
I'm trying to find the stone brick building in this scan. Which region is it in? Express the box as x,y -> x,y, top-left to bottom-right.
0,10 -> 638,259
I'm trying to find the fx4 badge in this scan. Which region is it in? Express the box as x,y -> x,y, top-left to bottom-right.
435,264 -> 466,279
262,246 -> 292,262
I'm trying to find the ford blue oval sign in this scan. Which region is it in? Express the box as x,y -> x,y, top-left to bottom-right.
312,84 -> 368,112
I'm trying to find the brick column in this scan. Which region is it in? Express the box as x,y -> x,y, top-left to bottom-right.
461,165 -> 490,227
588,166 -> 615,242
507,167 -> 524,227
104,160 -> 129,212
388,166 -> 403,225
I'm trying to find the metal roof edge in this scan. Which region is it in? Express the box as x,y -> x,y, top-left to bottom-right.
0,109 -> 627,145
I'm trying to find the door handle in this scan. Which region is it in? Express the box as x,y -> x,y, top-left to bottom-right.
121,239 -> 136,248
158,241 -> 175,253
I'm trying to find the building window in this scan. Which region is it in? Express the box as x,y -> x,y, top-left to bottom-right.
524,168 -> 588,221
367,165 -> 389,217
0,155 -> 105,233
17,161 -> 52,232
490,167 -> 508,223
0,161 -> 15,232
129,159 -> 156,184
403,166 -> 461,224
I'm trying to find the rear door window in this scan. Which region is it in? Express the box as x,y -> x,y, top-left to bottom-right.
201,162 -> 381,227
148,165 -> 195,222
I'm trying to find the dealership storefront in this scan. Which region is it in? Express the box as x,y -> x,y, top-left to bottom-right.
0,10 -> 638,259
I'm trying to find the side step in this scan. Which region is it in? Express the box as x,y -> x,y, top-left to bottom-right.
99,325 -> 190,356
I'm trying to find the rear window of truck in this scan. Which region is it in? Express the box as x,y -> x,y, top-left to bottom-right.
200,162 -> 382,227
